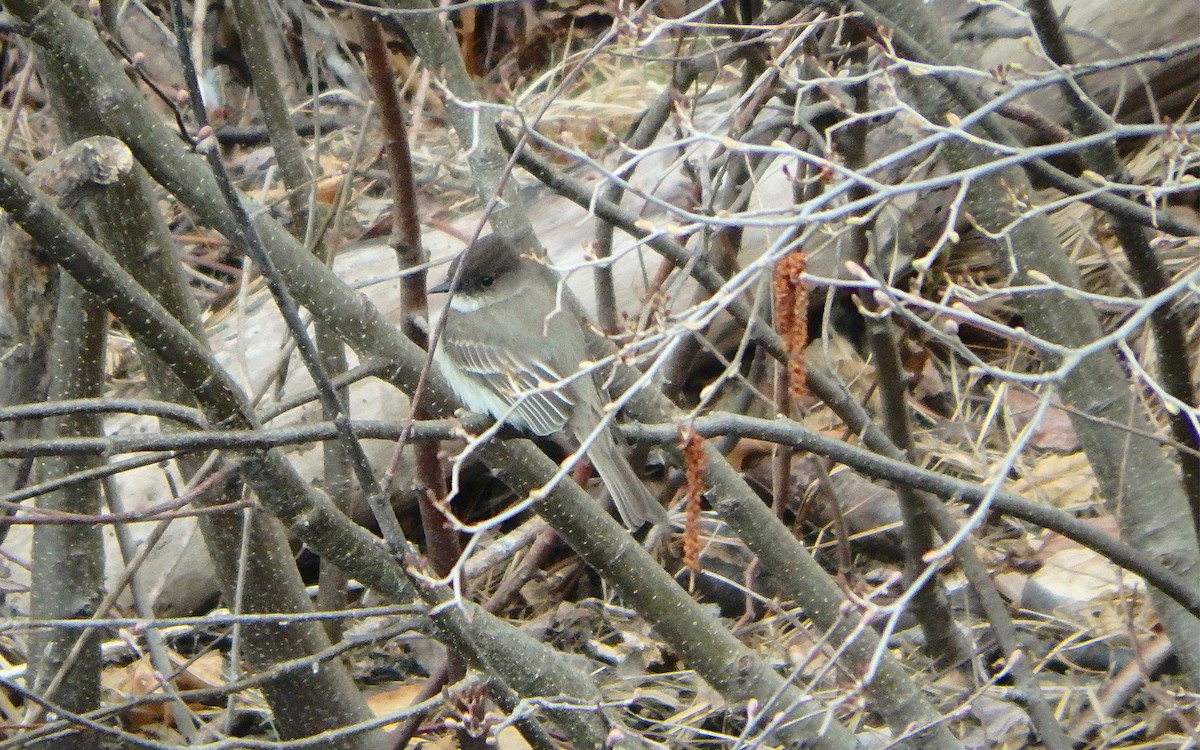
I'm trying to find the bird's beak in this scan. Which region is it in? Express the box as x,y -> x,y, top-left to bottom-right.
429,279 -> 451,294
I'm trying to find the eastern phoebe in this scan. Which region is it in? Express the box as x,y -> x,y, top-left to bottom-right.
429,235 -> 666,529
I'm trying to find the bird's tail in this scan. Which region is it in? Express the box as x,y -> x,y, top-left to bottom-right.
587,431 -> 668,529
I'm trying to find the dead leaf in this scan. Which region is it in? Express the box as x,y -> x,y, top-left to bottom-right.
1008,452 -> 1098,509
1005,389 -> 1079,452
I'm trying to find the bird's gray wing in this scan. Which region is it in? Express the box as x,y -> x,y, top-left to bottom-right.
441,334 -> 574,437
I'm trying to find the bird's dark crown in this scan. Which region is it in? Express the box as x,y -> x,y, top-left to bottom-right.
443,235 -> 526,294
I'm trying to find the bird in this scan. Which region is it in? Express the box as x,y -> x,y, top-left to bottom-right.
429,234 -> 667,529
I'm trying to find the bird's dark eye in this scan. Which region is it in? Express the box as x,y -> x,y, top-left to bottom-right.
480,275 -> 495,288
